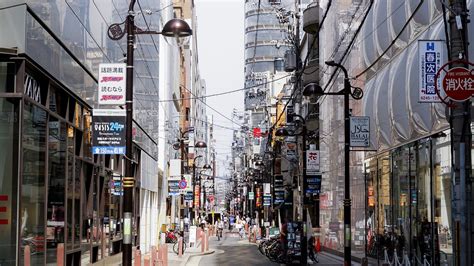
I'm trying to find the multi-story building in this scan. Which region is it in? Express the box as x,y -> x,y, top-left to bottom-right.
167,0 -> 210,227
0,0 -> 181,264
315,0 -> 474,264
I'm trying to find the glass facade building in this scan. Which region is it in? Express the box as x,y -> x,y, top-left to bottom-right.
0,0 -> 163,264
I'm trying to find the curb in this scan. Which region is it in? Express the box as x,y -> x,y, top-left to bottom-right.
179,249 -> 216,266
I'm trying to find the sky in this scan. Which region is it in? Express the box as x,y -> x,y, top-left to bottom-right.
194,0 -> 245,177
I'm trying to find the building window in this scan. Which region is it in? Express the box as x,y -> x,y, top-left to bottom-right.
46,117 -> 66,264
0,98 -> 19,264
20,101 -> 47,265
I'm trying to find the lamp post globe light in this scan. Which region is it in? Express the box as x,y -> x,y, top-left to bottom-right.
107,1 -> 192,264
303,60 -> 363,265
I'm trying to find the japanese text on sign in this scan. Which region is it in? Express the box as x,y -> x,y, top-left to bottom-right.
98,63 -> 126,105
418,40 -> 444,102
306,150 -> 320,175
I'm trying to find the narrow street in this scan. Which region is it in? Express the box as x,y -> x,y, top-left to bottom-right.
193,231 -> 277,266
186,230 -> 357,266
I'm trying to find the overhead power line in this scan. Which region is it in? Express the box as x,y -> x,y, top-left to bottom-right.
158,74 -> 291,103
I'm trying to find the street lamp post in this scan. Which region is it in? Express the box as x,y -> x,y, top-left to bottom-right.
107,3 -> 192,264
303,61 -> 363,265
276,114 -> 307,265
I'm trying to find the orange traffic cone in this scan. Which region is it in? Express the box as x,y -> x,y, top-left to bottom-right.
316,237 -> 321,252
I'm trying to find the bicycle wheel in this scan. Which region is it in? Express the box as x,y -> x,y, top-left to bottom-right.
173,242 -> 179,254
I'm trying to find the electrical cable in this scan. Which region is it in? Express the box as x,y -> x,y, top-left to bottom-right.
157,74 -> 291,102
353,0 -> 423,79
181,85 -> 244,128
270,0 -> 332,131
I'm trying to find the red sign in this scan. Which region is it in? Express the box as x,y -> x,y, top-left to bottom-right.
442,67 -> 474,101
253,128 -> 261,138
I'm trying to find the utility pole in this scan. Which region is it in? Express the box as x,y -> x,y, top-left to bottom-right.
122,1 -> 137,265
448,0 -> 472,265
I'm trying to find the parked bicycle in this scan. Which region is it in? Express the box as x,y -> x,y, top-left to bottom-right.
258,234 -> 319,264
165,230 -> 179,243
173,238 -> 187,255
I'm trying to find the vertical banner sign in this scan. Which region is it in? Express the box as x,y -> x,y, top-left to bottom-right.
98,63 -> 126,105
92,109 -> 126,154
273,175 -> 285,204
169,159 -> 181,180
263,183 -> 271,206
306,150 -> 320,175
256,187 -> 262,207
418,40 -> 444,102
350,116 -> 370,147
304,175 -> 322,205
194,185 -> 200,208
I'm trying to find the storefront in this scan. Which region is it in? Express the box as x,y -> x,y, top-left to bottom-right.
0,53 -> 140,265
365,130 -> 454,264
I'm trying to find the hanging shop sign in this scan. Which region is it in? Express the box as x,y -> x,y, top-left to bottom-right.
304,175 -> 322,205
168,180 -> 180,196
273,175 -> 285,204
306,150 -> 320,175
194,185 -> 200,208
256,187 -> 262,207
350,116 -> 370,147
263,195 -> 272,206
249,192 -> 255,200
418,40 -> 444,102
92,109 -> 126,154
98,63 -> 126,105
169,159 -> 181,181
184,191 -> 193,201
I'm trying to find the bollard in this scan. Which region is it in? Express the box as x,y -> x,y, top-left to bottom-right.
266,228 -> 270,240
155,245 -> 162,266
206,230 -> 210,251
57,243 -> 65,266
151,246 -> 157,266
163,244 -> 168,266
144,254 -> 151,266
178,236 -> 183,257
134,249 -> 141,266
201,230 -> 205,253
24,245 -> 31,266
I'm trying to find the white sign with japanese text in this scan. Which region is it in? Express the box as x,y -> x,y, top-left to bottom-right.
98,63 -> 126,105
306,150 -> 320,175
418,40 -> 444,102
350,116 -> 370,147
169,159 -> 181,181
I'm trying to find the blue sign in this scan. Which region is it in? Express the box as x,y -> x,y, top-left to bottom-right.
418,40 -> 444,102
93,146 -> 125,155
92,109 -> 126,155
184,191 -> 193,201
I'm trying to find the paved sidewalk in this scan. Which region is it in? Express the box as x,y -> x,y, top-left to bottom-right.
168,241 -> 215,266
89,240 -> 215,266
